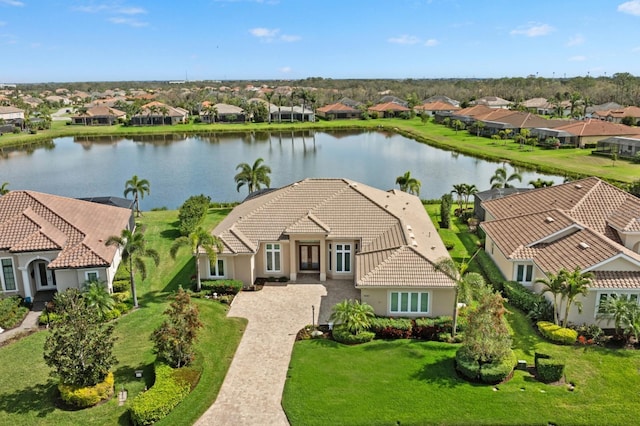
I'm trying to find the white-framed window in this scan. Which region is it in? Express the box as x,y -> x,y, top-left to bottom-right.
265,243 -> 281,273
336,244 -> 351,273
597,292 -> 640,314
390,291 -> 429,314
515,264 -> 533,284
1,258 -> 16,291
209,258 -> 225,278
328,244 -> 332,271
85,270 -> 99,282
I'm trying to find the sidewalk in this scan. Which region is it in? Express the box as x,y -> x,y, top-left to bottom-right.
0,309 -> 42,345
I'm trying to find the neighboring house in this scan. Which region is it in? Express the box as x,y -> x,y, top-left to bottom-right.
0,106 -> 25,122
212,103 -> 246,123
473,96 -> 513,109
415,101 -> 459,117
473,187 -> 532,221
131,101 -> 188,125
71,106 -> 126,125
0,191 -> 133,302
480,177 -> 640,326
436,104 -> 494,125
592,106 -> 640,125
522,98 -> 571,116
278,105 -> 315,122
531,119 -> 640,148
470,110 -> 567,137
593,136 -> 640,159
203,178 -> 456,318
378,95 -> 408,107
586,102 -> 623,115
423,95 -> 460,107
316,102 -> 360,120
368,102 -> 410,118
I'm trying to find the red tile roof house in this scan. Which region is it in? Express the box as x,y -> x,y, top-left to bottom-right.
71,106 -> 126,125
480,177 -> 640,326
316,102 -> 360,120
200,178 -> 456,319
368,102 -> 411,118
414,101 -> 460,117
531,119 -> 640,148
0,191 -> 133,303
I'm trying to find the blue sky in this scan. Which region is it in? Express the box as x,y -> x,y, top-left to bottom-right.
2,0 -> 640,83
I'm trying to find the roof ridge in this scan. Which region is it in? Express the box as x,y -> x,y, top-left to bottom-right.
357,246 -> 402,283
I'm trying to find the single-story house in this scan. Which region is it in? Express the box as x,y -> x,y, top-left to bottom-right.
593,136 -> 640,159
480,177 -> 640,326
0,191 -> 133,302
0,106 -> 25,122
200,103 -> 246,123
316,102 -> 360,120
522,98 -> 571,116
473,96 -> 513,109
202,178 -> 456,318
131,101 -> 188,126
71,106 -> 126,125
423,95 -> 460,107
415,101 -> 459,117
435,104 -> 494,125
531,119 -> 640,148
368,102 -> 410,118
277,105 -> 315,122
592,106 -> 640,125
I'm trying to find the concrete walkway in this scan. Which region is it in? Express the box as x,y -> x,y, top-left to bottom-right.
195,279 -> 359,426
0,310 -> 41,344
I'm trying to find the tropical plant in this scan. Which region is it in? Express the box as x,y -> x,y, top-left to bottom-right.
529,178 -> 554,189
490,167 -> 522,189
395,171 -> 421,196
597,294 -> 637,337
452,119 -> 463,134
536,271 -> 566,325
234,157 -> 272,194
451,183 -> 466,215
83,280 -> 115,320
124,174 -> 151,217
170,227 -> 223,292
105,229 -> 160,308
329,299 -> 374,335
462,183 -> 478,209
472,120 -> 485,137
0,182 -> 9,195
434,254 -> 485,337
560,267 -> 594,326
151,288 -> 203,368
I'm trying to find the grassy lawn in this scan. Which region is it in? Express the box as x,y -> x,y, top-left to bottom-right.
283,307 -> 640,425
2,118 -> 636,185
0,208 -> 246,426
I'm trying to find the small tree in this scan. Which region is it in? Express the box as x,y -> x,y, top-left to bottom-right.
561,267 -> 593,326
536,271 -> 566,325
611,152 -> 618,167
151,288 -> 203,368
440,193 -> 452,229
329,299 -> 374,335
170,227 -> 223,292
43,289 -> 117,387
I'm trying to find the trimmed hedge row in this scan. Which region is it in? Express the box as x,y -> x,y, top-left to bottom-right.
365,316 -> 453,341
368,317 -> 412,339
129,363 -> 191,426
503,281 -> 553,322
534,352 -> 565,383
58,371 -> 114,408
475,250 -> 506,292
455,350 -> 517,384
537,321 -> 578,345
332,326 -> 375,345
200,279 -> 243,295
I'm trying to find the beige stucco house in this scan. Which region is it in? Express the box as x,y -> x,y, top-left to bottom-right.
0,191 -> 133,302
480,177 -> 640,326
200,178 -> 456,318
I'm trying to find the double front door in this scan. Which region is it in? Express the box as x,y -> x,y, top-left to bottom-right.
299,245 -> 320,271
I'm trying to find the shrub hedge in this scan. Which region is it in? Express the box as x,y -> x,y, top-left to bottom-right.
475,250 -> 506,292
537,321 -> 577,345
58,371 -> 114,408
112,279 -> 129,293
368,317 -> 413,339
413,317 -> 452,340
129,363 -> 191,426
200,279 -> 243,295
111,291 -> 131,304
331,325 -> 375,345
177,194 -> 211,236
534,351 -> 565,383
38,311 -> 62,326
503,281 -> 553,322
455,349 -> 516,384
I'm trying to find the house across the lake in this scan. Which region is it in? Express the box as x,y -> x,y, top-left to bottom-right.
0,191 -> 133,301
201,178 -> 456,318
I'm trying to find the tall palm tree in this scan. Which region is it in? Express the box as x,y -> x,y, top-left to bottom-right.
159,106 -> 169,126
170,227 -> 223,292
462,183 -> 478,207
434,254 -> 485,337
105,229 -> 159,308
0,182 -> 9,195
234,158 -> 271,194
395,171 -> 421,196
561,267 -> 593,326
490,166 -> 522,189
529,178 -> 554,189
536,270 -> 566,325
264,91 -> 274,124
451,183 -> 466,214
124,175 -> 150,217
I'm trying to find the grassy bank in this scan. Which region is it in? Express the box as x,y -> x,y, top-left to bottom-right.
1,118 -> 636,184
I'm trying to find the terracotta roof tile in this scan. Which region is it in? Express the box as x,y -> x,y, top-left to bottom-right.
592,271 -> 640,289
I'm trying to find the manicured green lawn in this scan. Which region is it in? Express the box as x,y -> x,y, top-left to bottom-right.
0,209 -> 246,425
283,307 -> 640,425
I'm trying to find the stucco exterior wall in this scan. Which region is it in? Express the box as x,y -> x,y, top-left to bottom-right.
255,241 -> 290,279
360,287 -> 455,317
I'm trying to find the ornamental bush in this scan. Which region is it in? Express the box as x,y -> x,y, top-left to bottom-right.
503,281 -> 553,322
58,372 -> 114,408
129,363 -> 191,426
413,317 -> 452,340
331,325 -> 375,345
537,321 -> 577,345
535,352 -> 565,383
456,349 -> 516,383
177,194 -> 211,236
200,279 -> 243,295
0,296 -> 28,329
112,291 -> 130,304
368,317 -> 412,339
112,279 -> 129,293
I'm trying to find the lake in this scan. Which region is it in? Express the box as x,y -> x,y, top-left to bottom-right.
0,130 -> 565,209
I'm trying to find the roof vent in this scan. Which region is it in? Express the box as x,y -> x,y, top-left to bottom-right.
406,225 -> 413,231
412,240 -> 418,247
293,182 -> 299,186
575,184 -> 583,189
409,233 -> 415,239
579,242 -> 590,249
545,216 -> 555,223
349,182 -> 358,187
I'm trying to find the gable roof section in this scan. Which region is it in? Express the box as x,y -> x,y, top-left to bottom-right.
553,119 -> 640,137
0,191 -> 132,269
316,102 -> 359,114
368,102 -> 410,112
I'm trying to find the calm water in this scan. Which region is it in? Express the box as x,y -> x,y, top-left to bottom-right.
0,130 -> 564,209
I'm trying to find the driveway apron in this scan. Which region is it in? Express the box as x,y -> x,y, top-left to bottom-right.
195,283 -> 327,426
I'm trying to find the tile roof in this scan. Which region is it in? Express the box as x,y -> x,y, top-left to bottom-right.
316,102 -> 360,114
0,191 -> 132,269
592,271 -> 640,289
213,178 -> 454,288
416,101 -> 459,112
368,102 -> 410,112
593,106 -> 640,119
74,106 -> 126,118
553,119 -> 640,137
453,104 -> 494,117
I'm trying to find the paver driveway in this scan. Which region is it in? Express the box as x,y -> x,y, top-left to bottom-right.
196,280 -> 358,426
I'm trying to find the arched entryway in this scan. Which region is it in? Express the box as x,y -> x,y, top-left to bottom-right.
29,259 -> 57,291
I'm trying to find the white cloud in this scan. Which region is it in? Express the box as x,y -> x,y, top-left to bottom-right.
424,38 -> 439,46
30,42 -> 41,48
566,34 -> 585,46
250,27 -> 279,39
388,34 -> 420,45
74,3 -> 146,15
510,23 -> 554,37
632,46 -> 640,52
280,34 -> 300,42
117,7 -> 146,15
618,0 -> 640,15
569,55 -> 587,61
280,66 -> 292,74
108,17 -> 148,27
0,0 -> 24,6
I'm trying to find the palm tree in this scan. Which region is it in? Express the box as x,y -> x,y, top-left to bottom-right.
434,254 -> 485,337
124,175 -> 151,217
170,227 -> 223,292
83,280 -> 115,320
462,183 -> 478,207
561,267 -> 594,326
536,271 -> 566,325
451,183 -> 466,215
159,106 -> 169,126
329,299 -> 374,335
452,119 -> 463,134
0,182 -> 9,195
529,178 -> 554,188
76,106 -> 88,126
105,229 -> 159,308
264,91 -> 274,124
234,158 -> 271,194
597,294 -> 636,337
490,167 -> 522,189
395,171 -> 421,196
473,121 -> 485,137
